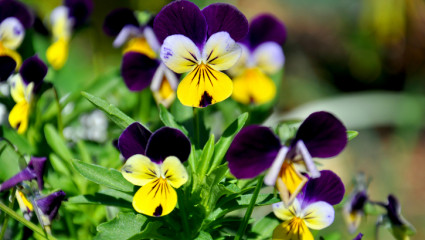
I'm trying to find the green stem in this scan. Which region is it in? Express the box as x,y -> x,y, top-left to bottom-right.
138,89 -> 151,123
193,108 -> 200,148
234,175 -> 264,240
177,189 -> 190,239
52,87 -> 63,136
0,188 -> 16,239
0,202 -> 56,240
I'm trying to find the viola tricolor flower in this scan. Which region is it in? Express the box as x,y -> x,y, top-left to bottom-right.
35,190 -> 66,228
103,8 -> 179,107
8,55 -> 47,134
0,0 -> 33,68
382,195 -> 415,239
343,173 -> 369,233
46,0 -> 93,69
272,170 -> 345,240
118,122 -> 191,217
229,14 -> 286,105
0,156 -> 47,191
227,111 -> 347,205
154,0 -> 248,107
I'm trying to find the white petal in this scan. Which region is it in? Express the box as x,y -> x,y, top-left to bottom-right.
150,63 -> 178,91
144,26 -> 160,52
296,140 -> 320,178
264,146 -> 289,186
227,44 -> 251,76
253,41 -> 285,74
50,6 -> 72,40
272,199 -> 301,221
302,201 -> 335,230
0,17 -> 25,49
202,31 -> 241,71
160,34 -> 201,73
113,25 -> 142,48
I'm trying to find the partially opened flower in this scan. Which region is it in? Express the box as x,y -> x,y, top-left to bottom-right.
229,14 -> 286,105
154,0 -> 248,107
46,0 -> 93,69
227,111 -> 347,205
0,0 -> 33,68
8,55 -> 47,134
118,122 -> 191,217
272,170 -> 345,240
343,173 -> 369,233
103,8 -> 179,107
0,156 -> 47,191
35,190 -> 66,228
381,195 -> 415,240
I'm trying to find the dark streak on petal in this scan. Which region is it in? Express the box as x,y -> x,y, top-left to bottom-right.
199,91 -> 213,107
153,204 -> 163,217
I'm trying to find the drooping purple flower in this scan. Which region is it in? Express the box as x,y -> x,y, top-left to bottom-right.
227,111 -> 347,205
0,56 -> 16,81
343,173 -> 369,233
353,233 -> 364,240
381,195 -> 416,239
36,190 -> 66,224
0,157 -> 47,191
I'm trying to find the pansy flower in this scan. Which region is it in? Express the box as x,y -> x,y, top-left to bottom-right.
103,8 -> 179,107
229,14 -> 286,105
8,55 -> 47,134
0,0 -> 33,68
154,0 -> 248,107
118,122 -> 191,217
0,156 -> 47,191
227,111 -> 347,205
343,173 -> 369,233
35,190 -> 66,228
46,0 -> 93,69
272,170 -> 345,240
381,195 -> 415,239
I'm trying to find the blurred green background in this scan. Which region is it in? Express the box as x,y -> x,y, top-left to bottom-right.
16,0 -> 425,239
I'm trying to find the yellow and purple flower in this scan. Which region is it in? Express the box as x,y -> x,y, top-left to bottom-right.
46,0 -> 93,69
8,55 -> 47,134
227,111 -> 347,205
35,190 -> 66,228
272,170 -> 345,240
343,173 -> 369,233
0,156 -> 47,191
0,0 -> 33,68
118,122 -> 191,217
103,8 -> 179,107
229,14 -> 286,105
154,0 -> 248,107
381,195 -> 415,239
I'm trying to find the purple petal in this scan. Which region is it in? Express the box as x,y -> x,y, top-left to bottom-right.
118,122 -> 152,160
292,111 -> 347,158
299,170 -> 345,206
353,233 -> 363,240
226,125 -> 281,179
103,8 -> 139,37
145,127 -> 191,163
0,168 -> 35,192
27,157 -> 47,190
386,195 -> 403,226
121,52 -> 159,91
0,56 -> 16,82
36,190 -> 66,222
20,55 -> 47,93
350,191 -> 368,212
0,0 -> 33,28
201,3 -> 248,42
248,14 -> 286,49
153,0 -> 207,46
64,0 -> 93,28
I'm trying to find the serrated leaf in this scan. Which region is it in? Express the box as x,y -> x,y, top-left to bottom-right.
72,159 -> 134,192
44,124 -> 73,161
209,112 -> 248,173
347,130 -> 359,141
159,104 -> 189,135
95,212 -> 147,240
81,91 -> 135,129
68,189 -> 133,208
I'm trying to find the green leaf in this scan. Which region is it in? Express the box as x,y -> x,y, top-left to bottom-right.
72,159 -> 134,192
81,91 -> 136,129
44,124 -> 73,161
159,104 -> 189,135
275,120 -> 301,144
67,189 -> 133,208
209,112 -> 248,173
194,231 -> 213,240
127,222 -> 166,240
236,193 -> 280,206
49,153 -> 71,176
347,130 -> 359,141
95,212 -> 147,240
0,141 -> 23,180
251,214 -> 280,240
196,134 -> 215,179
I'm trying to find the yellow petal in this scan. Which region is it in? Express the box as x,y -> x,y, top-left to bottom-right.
10,74 -> 26,103
123,37 -> 156,59
202,32 -> 241,71
161,156 -> 188,189
51,6 -> 72,40
273,199 -> 301,221
272,218 -> 314,240
121,154 -> 160,186
160,34 -> 201,73
9,101 -> 30,134
232,68 -> 276,105
153,76 -> 176,108
16,190 -> 33,212
276,162 -> 308,206
0,42 -> 22,69
302,201 -> 334,230
46,38 -> 69,70
177,64 -> 233,107
132,178 -> 177,217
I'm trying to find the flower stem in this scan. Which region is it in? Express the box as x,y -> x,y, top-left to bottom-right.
235,175 -> 264,240
193,108 -> 200,148
177,189 -> 190,239
0,188 -> 16,239
52,87 -> 63,136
